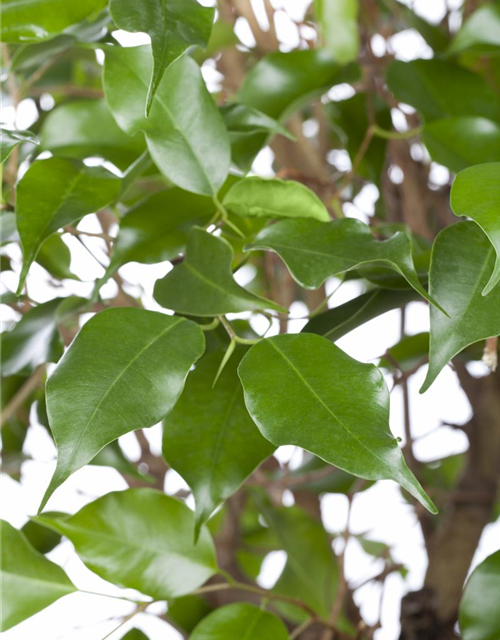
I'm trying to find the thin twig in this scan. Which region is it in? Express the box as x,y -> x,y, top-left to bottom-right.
1,365 -> 45,428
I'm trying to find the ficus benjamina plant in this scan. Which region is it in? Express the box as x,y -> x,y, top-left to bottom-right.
1,1 -> 500,639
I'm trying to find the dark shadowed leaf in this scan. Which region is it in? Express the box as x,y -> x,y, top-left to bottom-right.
459,550 -> 500,640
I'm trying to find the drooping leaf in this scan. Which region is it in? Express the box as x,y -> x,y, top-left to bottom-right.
223,177 -> 330,222
239,334 -> 436,513
1,298 -> 63,377
0,520 -> 75,631
450,163 -> 500,295
421,222 -> 500,393
247,218 -> 441,310
39,309 -> 205,511
154,228 -> 285,316
448,4 -> 500,55
423,117 -> 500,173
15,157 -> 121,294
459,550 -> 500,640
0,0 -> 107,43
109,0 -> 214,116
103,46 -> 230,195
163,347 -> 275,535
0,128 -> 39,164
255,498 -> 338,621
36,234 -> 77,281
303,288 -> 421,341
35,489 -> 218,600
40,100 -> 146,170
314,0 -> 359,64
387,60 -> 500,123
190,603 -> 289,640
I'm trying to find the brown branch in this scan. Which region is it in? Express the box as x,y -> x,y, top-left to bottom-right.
1,365 -> 45,428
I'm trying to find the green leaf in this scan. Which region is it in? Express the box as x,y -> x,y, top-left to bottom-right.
0,0 -> 107,43
163,347 -> 275,535
103,46 -> 230,195
459,550 -> 500,640
190,603 -> 289,640
35,489 -> 218,600
36,234 -> 77,281
39,100 -> 146,170
1,212 -> 18,246
153,228 -> 285,316
450,163 -> 500,295
0,128 -> 39,163
223,178 -> 329,222
421,222 -> 500,393
39,309 -> 205,512
392,0 -> 448,53
109,0 -> 214,116
303,288 -> 421,341
1,298 -> 63,377
449,4 -> 500,55
423,117 -> 500,173
120,630 -> 150,640
239,334 -> 436,514
387,59 -> 500,123
15,157 -> 121,294
379,332 -> 429,374
167,595 -> 213,633
314,0 -> 359,64
246,218 -> 441,310
21,513 -> 65,554
0,520 -> 75,631
255,498 -> 338,621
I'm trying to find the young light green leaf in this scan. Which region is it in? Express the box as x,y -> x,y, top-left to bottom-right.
103,46 -> 230,195
39,309 -> 205,512
0,128 -> 39,164
387,59 -> 500,123
223,178 -> 330,222
448,4 -> 500,55
459,550 -> 500,640
15,157 -> 121,294
1,298 -> 63,377
163,348 -> 275,536
35,489 -> 217,600
109,0 -> 214,116
40,99 -> 146,170
0,520 -> 75,631
238,334 -> 437,514
190,603 -> 289,640
314,0 -> 359,64
423,117 -> 500,173
421,222 -> 500,393
450,163 -> 500,295
1,0 -> 107,43
246,218 -> 442,310
154,228 -> 285,316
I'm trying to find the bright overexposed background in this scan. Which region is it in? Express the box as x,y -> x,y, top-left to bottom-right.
2,0 -> 499,638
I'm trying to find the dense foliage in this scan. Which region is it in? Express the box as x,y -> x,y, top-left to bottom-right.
1,1 -> 500,638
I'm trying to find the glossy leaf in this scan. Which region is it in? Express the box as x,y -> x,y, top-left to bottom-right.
190,603 -> 289,640
15,157 -> 121,294
459,550 -> 500,640
1,0 -> 107,43
247,218 -> 441,310
154,228 -> 285,316
421,222 -> 500,393
103,46 -> 230,195
387,59 -> 500,123
223,177 -> 329,222
314,0 -> 359,64
423,117 -> 500,173
39,309 -> 205,511
239,334 -> 436,513
40,100 -> 145,169
303,288 -> 420,341
449,4 -> 500,55
110,0 -> 214,116
163,348 -> 275,534
0,128 -> 39,163
1,298 -> 63,376
36,489 -> 218,599
450,163 -> 500,295
0,520 -> 75,631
